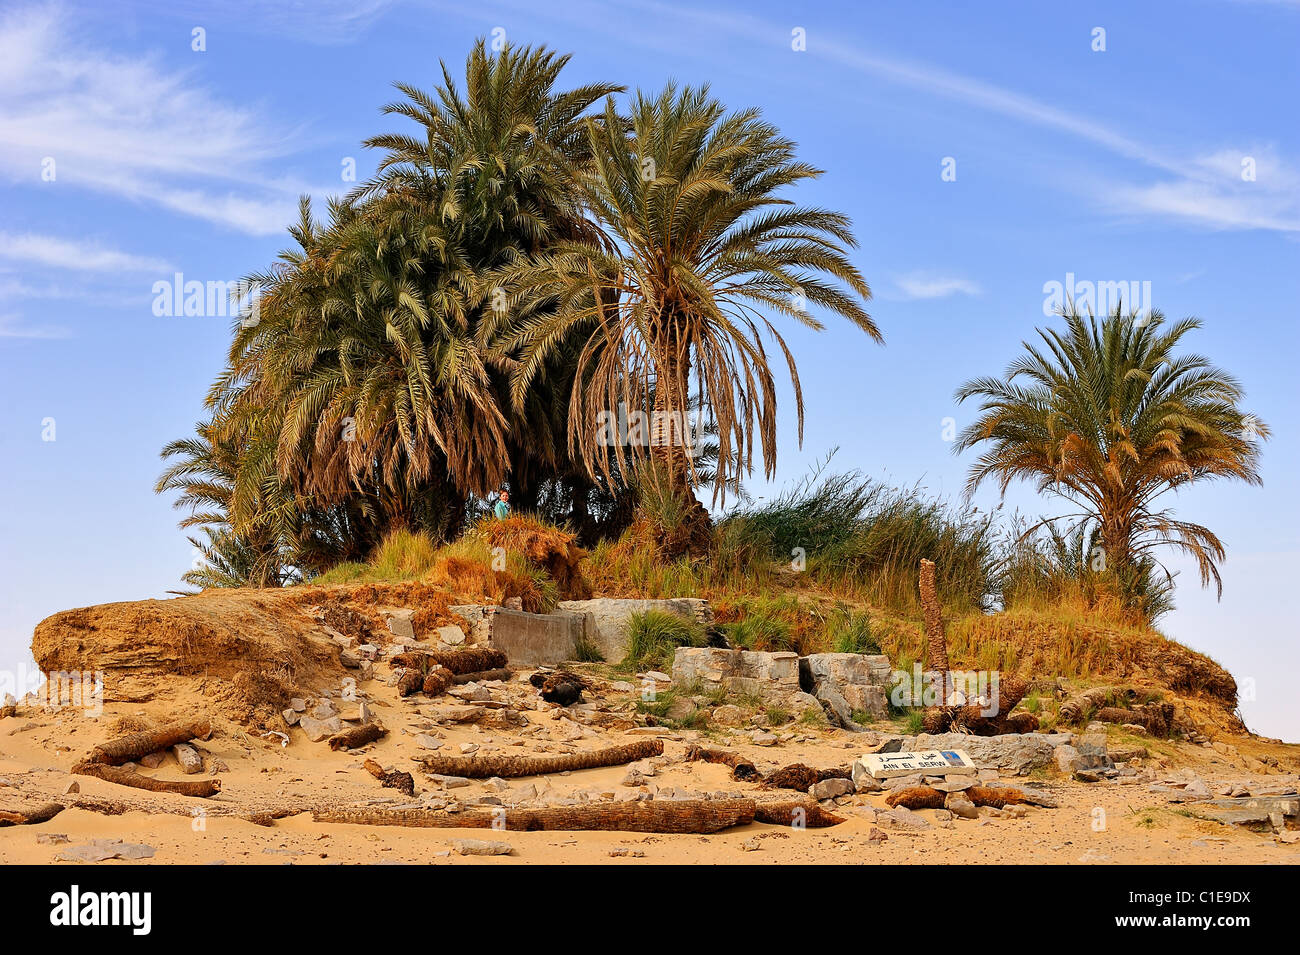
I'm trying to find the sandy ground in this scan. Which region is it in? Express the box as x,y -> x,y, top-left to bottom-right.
2,678 -> 1298,865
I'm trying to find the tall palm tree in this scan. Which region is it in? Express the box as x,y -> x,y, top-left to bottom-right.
492,84 -> 879,506
198,42 -> 619,548
955,305 -> 1267,598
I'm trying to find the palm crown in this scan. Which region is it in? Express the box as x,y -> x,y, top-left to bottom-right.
955,306 -> 1266,595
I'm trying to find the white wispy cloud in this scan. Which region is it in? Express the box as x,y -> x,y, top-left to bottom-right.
0,312 -> 70,339
0,4 -> 312,235
893,272 -> 983,300
0,232 -> 171,273
501,0 -> 1300,235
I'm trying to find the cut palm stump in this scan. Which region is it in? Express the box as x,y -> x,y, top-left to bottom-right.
86,719 -> 211,766
316,798 -> 755,833
451,668 -> 512,685
0,802 -> 64,826
73,762 -> 221,797
917,560 -> 1036,735
419,739 -> 662,778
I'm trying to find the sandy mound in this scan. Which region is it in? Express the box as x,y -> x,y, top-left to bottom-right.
31,590 -> 347,725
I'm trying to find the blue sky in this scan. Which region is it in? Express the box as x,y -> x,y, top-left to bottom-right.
1,0 -> 1296,737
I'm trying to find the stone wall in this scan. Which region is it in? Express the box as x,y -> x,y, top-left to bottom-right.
556,597 -> 711,663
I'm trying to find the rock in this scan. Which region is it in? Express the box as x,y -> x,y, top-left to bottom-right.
385,609 -> 417,640
459,742 -> 479,755
1180,779 -> 1212,801
282,708 -> 300,726
1074,733 -> 1113,771
55,839 -> 155,863
904,732 -> 1065,775
810,778 -> 855,800
299,715 -> 343,742
666,698 -> 698,721
338,702 -> 370,723
339,650 -> 362,668
310,700 -> 339,720
428,705 -> 488,724
61,780 -> 80,795
172,743 -> 203,775
750,730 -> 778,746
436,625 -> 467,646
945,793 -> 979,819
290,698 -> 307,712
867,827 -> 888,842
138,751 -> 165,769
452,838 -> 513,856
712,704 -> 744,727
851,761 -> 884,793
930,778 -> 975,793
415,734 -> 442,750
1054,744 -> 1079,773
884,806 -> 930,829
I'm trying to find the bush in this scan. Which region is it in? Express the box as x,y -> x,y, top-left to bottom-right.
720,467 -> 999,615
827,609 -> 880,654
623,609 -> 706,670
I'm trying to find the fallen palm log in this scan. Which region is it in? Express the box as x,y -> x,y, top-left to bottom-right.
764,763 -> 852,792
73,761 -> 221,797
684,745 -> 760,781
753,798 -> 845,828
392,648 -> 508,676
451,668 -> 512,685
420,739 -> 662,778
422,666 -> 453,695
0,801 -> 64,826
886,786 -> 947,810
363,758 -> 415,797
884,784 -> 1054,811
328,722 -> 386,751
86,719 -> 211,766
1058,686 -> 1140,724
314,798 -> 754,834
1094,702 -> 1174,737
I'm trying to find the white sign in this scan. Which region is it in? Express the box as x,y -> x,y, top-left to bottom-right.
856,749 -> 976,780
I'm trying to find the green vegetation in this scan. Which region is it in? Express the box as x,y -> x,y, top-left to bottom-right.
623,609 -> 707,671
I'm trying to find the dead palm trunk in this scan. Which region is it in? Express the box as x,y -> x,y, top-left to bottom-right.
919,559 -> 951,701
419,739 -> 663,778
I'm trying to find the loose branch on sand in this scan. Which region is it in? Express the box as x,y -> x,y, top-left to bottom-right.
418,739 -> 662,778
72,762 -> 222,797
314,796 -> 842,833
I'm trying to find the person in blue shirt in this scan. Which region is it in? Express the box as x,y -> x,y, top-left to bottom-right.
493,489 -> 510,520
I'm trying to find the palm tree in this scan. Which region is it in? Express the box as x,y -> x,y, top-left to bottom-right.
955,305 -> 1266,600
197,42 -> 619,550
492,84 -> 879,507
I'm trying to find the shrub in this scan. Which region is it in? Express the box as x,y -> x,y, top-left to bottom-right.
623,609 -> 706,670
